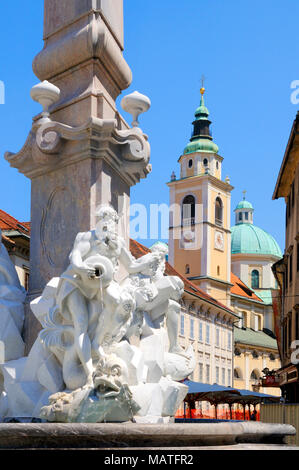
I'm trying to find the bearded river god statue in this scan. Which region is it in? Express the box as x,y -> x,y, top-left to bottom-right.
0,206 -> 194,424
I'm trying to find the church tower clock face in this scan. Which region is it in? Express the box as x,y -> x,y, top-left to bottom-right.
215,230 -> 224,251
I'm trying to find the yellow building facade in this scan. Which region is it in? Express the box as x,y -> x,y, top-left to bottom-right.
272,110 -> 299,402
231,277 -> 281,397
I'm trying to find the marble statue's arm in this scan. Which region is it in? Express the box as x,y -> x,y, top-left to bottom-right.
119,239 -> 159,274
69,232 -> 94,275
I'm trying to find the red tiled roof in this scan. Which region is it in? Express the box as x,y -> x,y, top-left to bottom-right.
0,209 -> 30,235
230,272 -> 263,302
130,239 -> 236,315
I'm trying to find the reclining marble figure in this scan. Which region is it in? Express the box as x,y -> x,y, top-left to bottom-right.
0,205 -> 194,423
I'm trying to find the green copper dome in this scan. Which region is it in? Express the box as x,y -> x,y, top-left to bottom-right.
235,199 -> 253,210
183,91 -> 219,155
231,223 -> 282,258
194,100 -> 209,119
184,139 -> 219,155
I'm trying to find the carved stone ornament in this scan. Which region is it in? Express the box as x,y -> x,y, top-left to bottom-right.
5,114 -> 151,186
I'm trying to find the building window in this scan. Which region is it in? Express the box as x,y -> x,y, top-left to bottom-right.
239,212 -> 242,221
269,353 -> 275,361
199,322 -> 203,342
203,158 -> 208,166
290,253 -> 293,284
250,370 -> 259,381
206,324 -> 210,344
216,366 -> 219,384
206,364 -> 210,383
286,195 -> 290,226
217,265 -> 220,276
182,195 -> 195,226
245,212 -> 248,220
185,264 -> 190,274
24,270 -> 30,291
227,331 -> 232,350
180,315 -> 184,336
216,328 -> 220,347
216,161 -> 219,170
254,315 -> 259,332
291,181 -> 295,207
288,313 -> 292,349
198,363 -> 203,382
227,369 -> 231,386
188,159 -> 193,168
222,368 -> 226,385
283,318 -> 287,356
251,270 -> 260,289
190,318 -> 194,339
240,311 -> 247,329
234,348 -> 241,356
215,197 -> 223,226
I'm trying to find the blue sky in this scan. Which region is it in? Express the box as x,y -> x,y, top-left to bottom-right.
0,0 -> 298,252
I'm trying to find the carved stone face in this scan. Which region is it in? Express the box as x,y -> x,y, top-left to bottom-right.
95,206 -> 119,239
95,218 -> 117,240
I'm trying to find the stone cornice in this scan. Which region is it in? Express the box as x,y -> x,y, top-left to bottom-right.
230,293 -> 266,307
167,173 -> 234,192
188,275 -> 234,288
234,341 -> 278,353
183,288 -> 238,320
204,220 -> 231,234
231,252 -> 282,262
5,118 -> 151,186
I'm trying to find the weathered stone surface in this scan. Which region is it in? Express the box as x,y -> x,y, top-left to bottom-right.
34,0 -> 130,125
43,0 -> 124,49
0,422 -> 295,449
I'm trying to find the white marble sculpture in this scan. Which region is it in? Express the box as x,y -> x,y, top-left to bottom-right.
0,206 -> 194,423
0,229 -> 26,364
0,230 -> 26,420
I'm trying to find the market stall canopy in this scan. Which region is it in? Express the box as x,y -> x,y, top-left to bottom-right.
184,380 -> 241,405
232,389 -> 280,404
183,380 -> 280,405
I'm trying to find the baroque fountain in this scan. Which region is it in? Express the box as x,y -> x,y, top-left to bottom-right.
0,0 -> 296,449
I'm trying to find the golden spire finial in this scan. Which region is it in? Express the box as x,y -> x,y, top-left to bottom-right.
200,74 -> 205,96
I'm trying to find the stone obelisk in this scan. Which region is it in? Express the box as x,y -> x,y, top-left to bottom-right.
5,0 -> 151,352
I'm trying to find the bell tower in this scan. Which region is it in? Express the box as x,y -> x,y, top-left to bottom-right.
167,88 -> 234,306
